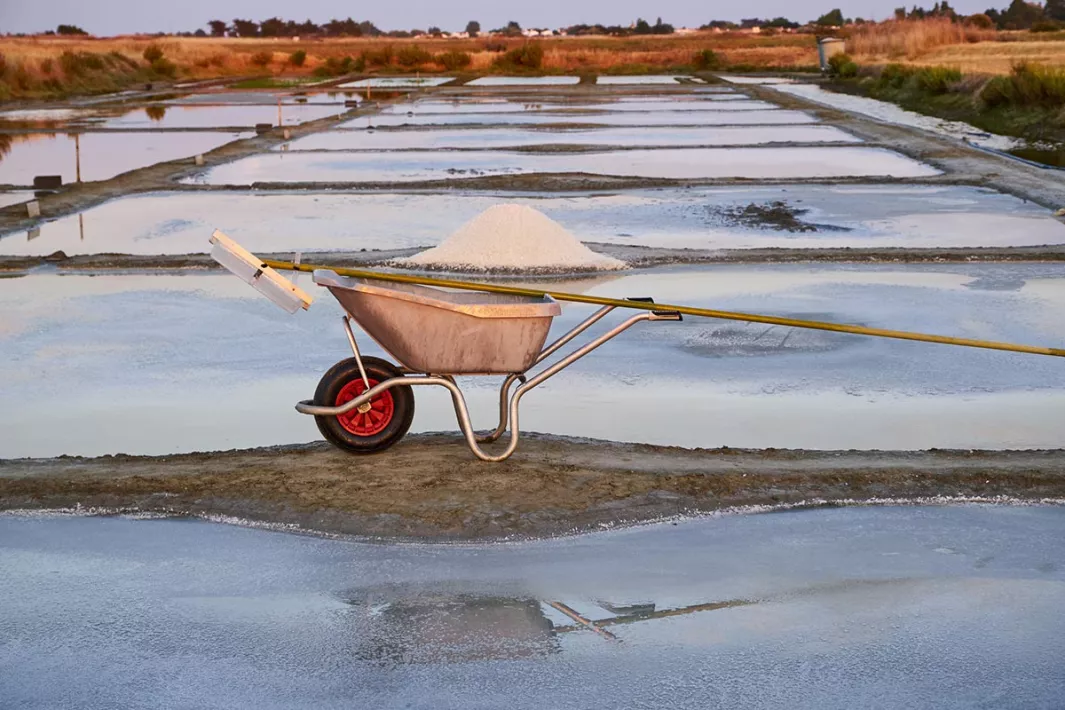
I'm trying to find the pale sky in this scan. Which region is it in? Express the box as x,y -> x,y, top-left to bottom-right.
1,0 -> 1000,36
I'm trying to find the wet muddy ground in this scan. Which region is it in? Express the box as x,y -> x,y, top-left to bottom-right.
0,75 -> 1063,538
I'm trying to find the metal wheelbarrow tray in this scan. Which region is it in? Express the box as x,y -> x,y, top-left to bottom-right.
296,269 -> 681,461
314,271 -> 560,374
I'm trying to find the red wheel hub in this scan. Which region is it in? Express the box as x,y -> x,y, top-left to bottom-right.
335,377 -> 395,436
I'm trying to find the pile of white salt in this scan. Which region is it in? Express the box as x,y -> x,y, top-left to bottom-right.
400,204 -> 626,272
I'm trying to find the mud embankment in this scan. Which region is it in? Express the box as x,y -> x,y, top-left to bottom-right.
3,435 -> 1063,540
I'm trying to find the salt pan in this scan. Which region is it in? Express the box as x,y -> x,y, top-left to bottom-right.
400,204 -> 626,272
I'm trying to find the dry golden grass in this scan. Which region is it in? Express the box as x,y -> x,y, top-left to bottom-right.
906,40 -> 1065,73
0,32 -> 818,88
846,18 -> 998,60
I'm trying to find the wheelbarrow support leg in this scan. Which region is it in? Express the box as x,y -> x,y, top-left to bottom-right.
477,305 -> 616,444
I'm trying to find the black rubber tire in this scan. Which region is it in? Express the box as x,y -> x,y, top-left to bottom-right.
313,357 -> 415,454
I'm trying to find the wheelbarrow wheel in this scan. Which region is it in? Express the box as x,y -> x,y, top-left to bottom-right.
313,357 -> 415,454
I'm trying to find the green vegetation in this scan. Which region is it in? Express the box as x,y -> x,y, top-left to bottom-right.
691,49 -> 722,70
827,52 -> 859,78
362,46 -> 394,68
228,76 -> 316,89
396,45 -> 433,67
288,49 -> 306,66
311,55 -> 359,77
493,43 -> 544,70
832,59 -> 1065,143
249,51 -> 272,67
435,50 -> 472,70
142,45 -> 164,62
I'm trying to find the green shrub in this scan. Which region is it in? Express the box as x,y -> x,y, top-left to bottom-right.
59,51 -> 105,75
691,49 -> 721,70
435,49 -> 472,70
495,42 -> 543,69
878,63 -> 915,89
914,66 -> 962,94
289,49 -> 307,67
1031,20 -> 1064,33
483,40 -> 508,52
0,52 -> 6,76
249,51 -> 272,67
150,57 -> 177,77
142,44 -> 164,63
313,55 -> 358,78
364,46 -> 394,67
966,13 -> 994,29
396,45 -> 433,67
827,53 -> 858,78
980,62 -> 1065,108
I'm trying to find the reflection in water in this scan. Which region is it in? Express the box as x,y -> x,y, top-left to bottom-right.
340,585 -> 754,664
144,105 -> 167,121
344,590 -> 559,664
0,132 -> 61,165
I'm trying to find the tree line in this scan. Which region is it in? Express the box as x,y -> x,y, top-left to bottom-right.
19,3 -> 1065,39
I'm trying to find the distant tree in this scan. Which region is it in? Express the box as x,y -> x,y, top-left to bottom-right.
651,17 -> 674,33
258,17 -> 287,36
208,20 -> 227,36
998,0 -> 1046,28
259,17 -> 286,37
701,20 -> 739,30
1046,0 -> 1065,21
967,12 -> 995,27
358,20 -> 382,36
230,19 -> 259,37
815,8 -> 845,26
634,18 -> 652,34
499,20 -> 522,36
295,20 -> 319,35
466,20 -> 481,37
56,24 -> 88,35
766,16 -> 800,28
427,26 -> 443,36
894,7 -> 908,19
193,28 -> 207,37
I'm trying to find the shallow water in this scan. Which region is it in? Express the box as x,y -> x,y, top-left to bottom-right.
2,507 -> 1064,708
338,77 -> 453,88
596,75 -> 695,84
167,91 -> 358,105
88,103 -> 345,129
187,146 -> 938,184
380,97 -> 758,114
719,75 -> 798,85
769,83 -> 1020,151
0,190 -> 32,209
341,109 -> 814,128
1,263 -> 1062,457
0,131 -> 251,185
466,76 -> 582,86
284,125 -> 861,150
7,185 -> 1060,257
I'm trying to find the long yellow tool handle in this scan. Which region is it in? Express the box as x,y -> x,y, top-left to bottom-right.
263,260 -> 1065,358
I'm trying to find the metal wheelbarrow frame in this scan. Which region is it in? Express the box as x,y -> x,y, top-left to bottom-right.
295,270 -> 681,462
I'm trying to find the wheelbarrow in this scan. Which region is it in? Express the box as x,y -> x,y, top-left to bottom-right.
295,269 -> 681,461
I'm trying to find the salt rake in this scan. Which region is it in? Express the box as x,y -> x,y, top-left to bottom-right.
210,232 -> 1064,462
